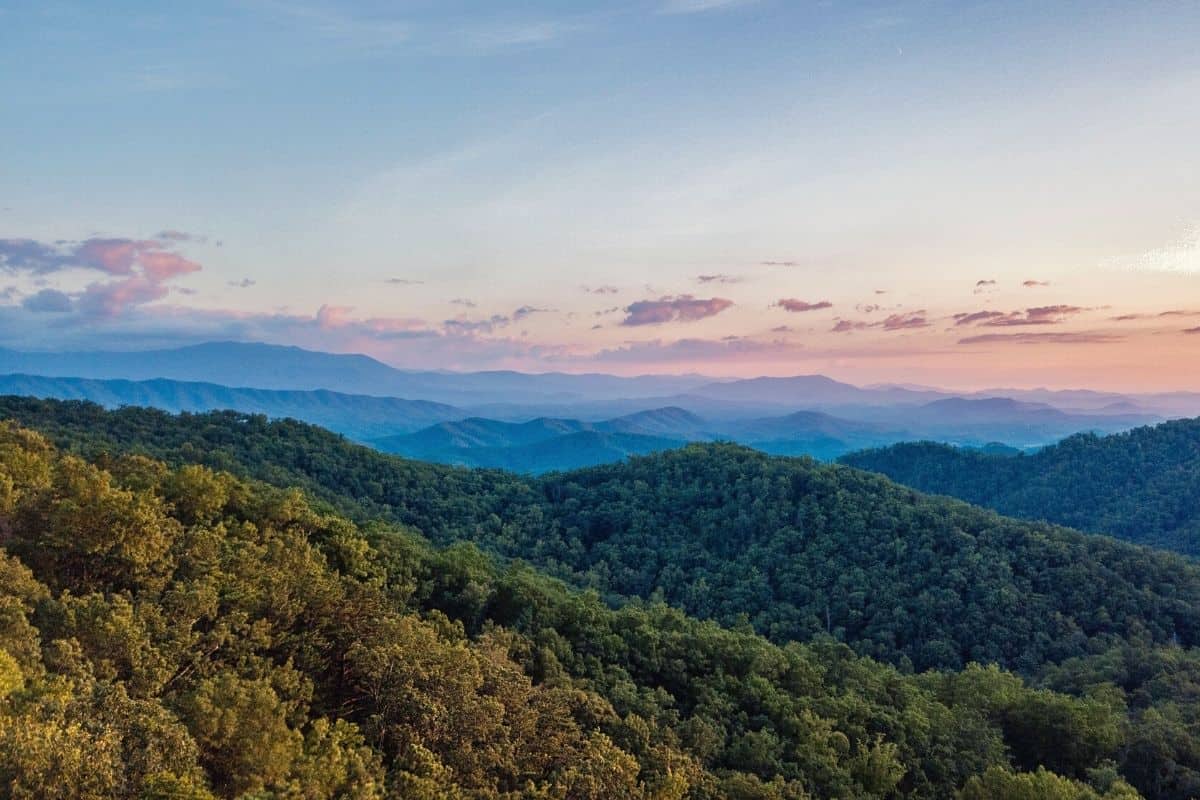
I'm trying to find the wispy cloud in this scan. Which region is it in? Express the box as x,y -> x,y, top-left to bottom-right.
591,335 -> 796,364
958,331 -> 1122,346
954,305 -> 1086,327
696,273 -> 741,284
831,310 -> 929,333
1105,222 -> 1200,274
660,0 -> 757,14
253,0 -> 410,50
512,305 -> 552,321
880,311 -> 929,330
1111,309 -> 1200,322
460,20 -> 584,51
444,314 -> 509,334
774,298 -> 832,313
443,305 -> 553,334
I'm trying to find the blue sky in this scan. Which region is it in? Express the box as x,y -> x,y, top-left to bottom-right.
3,1 -> 1200,389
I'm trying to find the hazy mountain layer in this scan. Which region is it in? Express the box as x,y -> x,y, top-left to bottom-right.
0,369 -> 1161,471
6,341 -> 1197,419
0,372 -> 464,440
0,342 -> 714,405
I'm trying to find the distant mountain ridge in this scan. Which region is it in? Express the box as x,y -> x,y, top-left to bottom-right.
371,411 -> 703,470
371,398 -> 1155,472
3,340 -> 1197,419
0,342 -> 716,406
0,369 -> 1165,472
0,373 -> 464,440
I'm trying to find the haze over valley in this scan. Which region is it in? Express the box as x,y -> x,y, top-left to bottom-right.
0,341 -> 1180,471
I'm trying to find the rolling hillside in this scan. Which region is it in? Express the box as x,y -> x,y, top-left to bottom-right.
0,418 -> 1159,799
9,397 -> 1200,796
6,396 -> 1199,674
842,417 -> 1200,555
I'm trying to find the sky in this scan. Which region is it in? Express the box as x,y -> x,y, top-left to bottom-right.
2,0 -> 1200,391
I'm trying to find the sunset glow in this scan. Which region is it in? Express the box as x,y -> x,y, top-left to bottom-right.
3,1 -> 1200,390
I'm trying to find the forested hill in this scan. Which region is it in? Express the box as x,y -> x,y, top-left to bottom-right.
840,418 -> 1200,556
5,396 -> 1200,679
0,420 -> 1159,798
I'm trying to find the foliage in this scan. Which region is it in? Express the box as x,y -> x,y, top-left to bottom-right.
840,420 -> 1200,555
0,419 -> 1155,798
4,399 -> 1199,675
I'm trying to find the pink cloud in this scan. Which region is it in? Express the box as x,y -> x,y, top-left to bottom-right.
1,233 -> 206,320
1,235 -> 201,281
139,250 -> 202,281
316,305 -> 356,329
77,275 -> 171,318
621,295 -> 733,326
74,238 -> 144,274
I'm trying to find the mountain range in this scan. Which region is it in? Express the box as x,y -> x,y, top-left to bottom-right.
0,373 -> 463,440
6,341 -> 1199,416
0,370 -> 1162,470
0,341 -> 1192,474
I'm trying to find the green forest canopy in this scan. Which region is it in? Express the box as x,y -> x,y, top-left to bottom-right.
3,398 -> 1199,674
0,419 -> 1159,799
840,418 -> 1200,556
